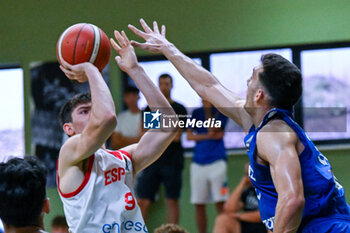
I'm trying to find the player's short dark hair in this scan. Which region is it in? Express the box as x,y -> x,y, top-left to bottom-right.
51,215 -> 68,228
159,73 -> 173,84
154,223 -> 189,233
0,156 -> 47,227
259,53 -> 302,110
124,86 -> 139,95
59,92 -> 91,126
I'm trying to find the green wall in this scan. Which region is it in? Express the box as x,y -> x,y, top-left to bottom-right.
1,0 -> 350,152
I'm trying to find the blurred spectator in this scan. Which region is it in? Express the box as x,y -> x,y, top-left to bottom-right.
213,163 -> 267,233
110,86 -> 142,149
136,73 -> 187,223
0,218 -> 4,233
187,99 -> 229,233
0,156 -> 49,233
51,215 -> 69,233
154,223 -> 189,233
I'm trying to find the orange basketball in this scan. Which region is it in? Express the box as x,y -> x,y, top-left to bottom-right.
56,23 -> 111,71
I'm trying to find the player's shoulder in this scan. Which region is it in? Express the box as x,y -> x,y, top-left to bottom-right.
118,144 -> 137,159
261,119 -> 294,133
59,134 -> 84,164
60,135 -> 78,155
257,119 -> 298,145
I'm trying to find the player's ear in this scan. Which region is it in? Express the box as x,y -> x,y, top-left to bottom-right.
255,89 -> 264,103
63,122 -> 75,136
43,198 -> 50,214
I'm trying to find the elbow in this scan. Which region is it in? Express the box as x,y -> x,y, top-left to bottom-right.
102,111 -> 117,129
196,86 -> 206,98
197,83 -> 213,99
285,194 -> 305,213
223,203 -> 233,213
108,113 -> 117,129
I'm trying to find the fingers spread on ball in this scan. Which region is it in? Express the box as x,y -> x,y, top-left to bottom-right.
60,58 -> 73,70
60,65 -> 74,79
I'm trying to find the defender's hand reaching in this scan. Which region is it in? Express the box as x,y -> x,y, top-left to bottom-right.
128,19 -> 171,53
110,30 -> 139,72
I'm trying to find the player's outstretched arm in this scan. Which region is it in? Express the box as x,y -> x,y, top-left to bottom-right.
128,19 -> 252,132
59,60 -> 117,165
257,122 -> 305,233
110,30 -> 178,175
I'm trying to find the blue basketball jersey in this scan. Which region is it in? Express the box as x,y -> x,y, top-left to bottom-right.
244,108 -> 350,232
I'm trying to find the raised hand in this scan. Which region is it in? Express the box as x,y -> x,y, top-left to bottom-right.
59,59 -> 96,83
128,19 -> 171,53
110,30 -> 139,72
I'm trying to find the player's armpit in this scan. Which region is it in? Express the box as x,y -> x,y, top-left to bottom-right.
57,135 -> 86,182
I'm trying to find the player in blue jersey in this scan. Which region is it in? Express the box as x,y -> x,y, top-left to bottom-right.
127,19 -> 350,233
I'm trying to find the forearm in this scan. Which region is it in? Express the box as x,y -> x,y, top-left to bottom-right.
273,196 -> 304,233
161,43 -> 219,97
160,43 -> 247,127
224,181 -> 246,212
87,66 -> 116,122
126,65 -> 175,116
238,211 -> 261,223
211,131 -> 224,140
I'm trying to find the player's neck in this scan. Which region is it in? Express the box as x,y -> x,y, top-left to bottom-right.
252,106 -> 272,128
129,106 -> 140,114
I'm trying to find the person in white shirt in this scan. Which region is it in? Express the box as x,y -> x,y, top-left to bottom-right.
110,86 -> 142,150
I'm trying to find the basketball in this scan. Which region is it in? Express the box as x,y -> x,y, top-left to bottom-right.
56,23 -> 111,71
